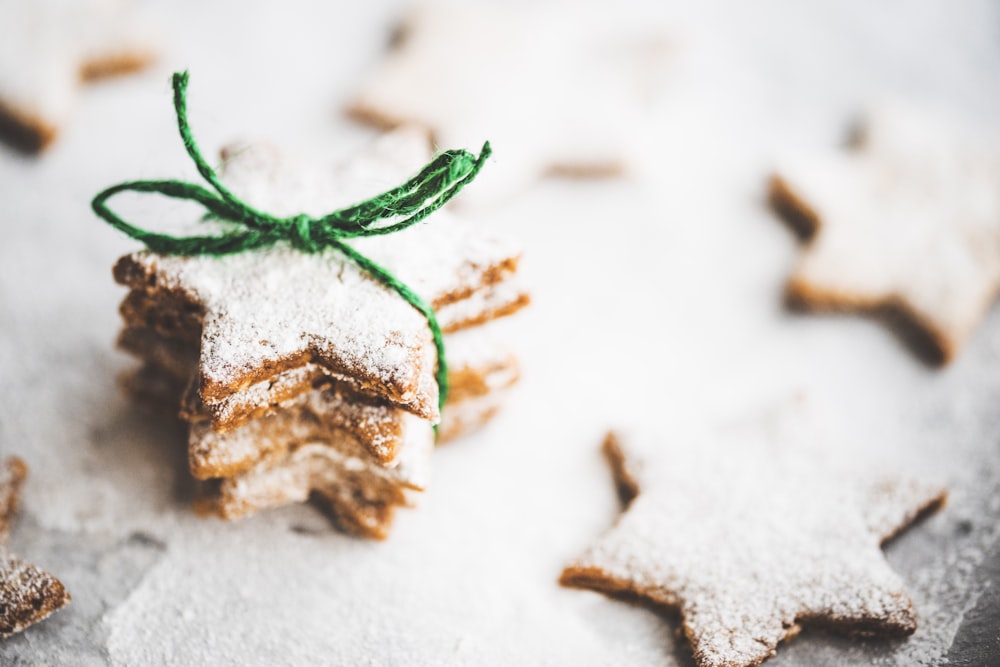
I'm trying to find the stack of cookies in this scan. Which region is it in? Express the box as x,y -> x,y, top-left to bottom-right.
113,127 -> 529,538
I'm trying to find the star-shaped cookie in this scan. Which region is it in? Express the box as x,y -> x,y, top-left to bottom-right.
769,104 -> 1000,364
0,0 -> 156,152
349,0 -> 666,205
561,432 -> 945,667
0,457 -> 71,639
114,128 -> 525,423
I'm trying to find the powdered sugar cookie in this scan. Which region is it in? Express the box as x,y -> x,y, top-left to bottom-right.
0,0 -> 156,152
561,432 -> 945,667
769,103 -> 1000,364
0,457 -> 71,639
100,73 -> 530,536
349,0 -> 667,205
181,322 -> 520,479
113,129 -> 525,424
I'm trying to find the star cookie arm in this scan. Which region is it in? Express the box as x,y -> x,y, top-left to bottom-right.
771,155 -> 903,308
860,474 -> 947,543
0,548 -> 71,639
0,457 -> 71,638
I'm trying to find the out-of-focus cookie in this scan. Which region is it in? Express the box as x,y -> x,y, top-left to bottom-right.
561,432 -> 945,667
0,0 -> 156,152
0,457 -> 71,639
769,104 -> 1000,364
348,0 -> 667,205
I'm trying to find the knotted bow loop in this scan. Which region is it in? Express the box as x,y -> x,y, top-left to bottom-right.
92,70 -> 493,415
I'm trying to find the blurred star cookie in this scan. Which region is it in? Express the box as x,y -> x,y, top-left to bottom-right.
769,104 -> 1000,364
349,0 -> 667,205
561,432 -> 945,667
0,0 -> 156,152
0,457 -> 71,639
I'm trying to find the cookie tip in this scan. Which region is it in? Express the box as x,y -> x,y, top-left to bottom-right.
768,174 -> 821,241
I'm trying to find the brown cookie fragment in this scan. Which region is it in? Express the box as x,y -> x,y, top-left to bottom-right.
0,457 -> 71,639
561,432 -> 946,667
0,549 -> 71,639
769,104 -> 1000,364
0,458 -> 27,543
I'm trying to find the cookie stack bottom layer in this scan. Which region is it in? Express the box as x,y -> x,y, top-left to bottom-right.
116,291 -> 524,539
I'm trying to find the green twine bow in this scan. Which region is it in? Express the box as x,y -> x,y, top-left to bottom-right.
92,71 -> 493,415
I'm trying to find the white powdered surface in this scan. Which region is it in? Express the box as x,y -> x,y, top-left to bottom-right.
1,1 -> 999,666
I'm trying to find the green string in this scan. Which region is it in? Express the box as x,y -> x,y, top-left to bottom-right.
92,71 -> 493,415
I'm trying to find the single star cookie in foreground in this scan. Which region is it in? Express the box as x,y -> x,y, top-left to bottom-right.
0,0 -> 156,152
561,432 -> 945,667
349,0 -> 667,205
769,104 -> 1000,364
0,457 -> 71,639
